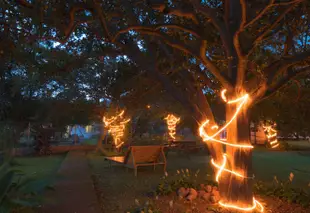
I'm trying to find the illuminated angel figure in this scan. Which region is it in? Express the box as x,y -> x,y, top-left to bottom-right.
103,110 -> 130,149
164,114 -> 180,141
263,123 -> 279,149
199,89 -> 264,213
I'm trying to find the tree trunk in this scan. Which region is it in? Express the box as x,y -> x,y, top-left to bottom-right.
253,123 -> 257,145
219,104 -> 253,206
96,124 -> 106,152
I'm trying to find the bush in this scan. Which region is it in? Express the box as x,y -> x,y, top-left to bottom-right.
154,169 -> 216,196
0,160 -> 54,212
126,200 -> 162,213
279,141 -> 292,151
254,173 -> 310,208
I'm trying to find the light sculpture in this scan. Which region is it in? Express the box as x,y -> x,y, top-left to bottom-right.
103,110 -> 130,149
199,89 -> 264,212
263,124 -> 279,148
164,114 -> 180,141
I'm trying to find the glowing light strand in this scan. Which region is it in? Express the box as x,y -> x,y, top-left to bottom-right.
103,110 -> 130,149
263,124 -> 279,149
199,89 -> 264,212
164,114 -> 180,141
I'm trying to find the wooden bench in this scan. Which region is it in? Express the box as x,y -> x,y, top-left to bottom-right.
104,145 -> 167,177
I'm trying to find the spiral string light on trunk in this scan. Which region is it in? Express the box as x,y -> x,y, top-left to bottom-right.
165,114 -> 180,141
263,124 -> 279,148
199,89 -> 264,212
103,110 -> 130,149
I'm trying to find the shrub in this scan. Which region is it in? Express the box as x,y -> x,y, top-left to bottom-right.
0,160 -> 54,212
126,200 -> 162,213
154,169 -> 216,196
279,141 -> 292,151
254,173 -> 310,208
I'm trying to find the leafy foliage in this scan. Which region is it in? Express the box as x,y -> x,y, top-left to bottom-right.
251,83 -> 310,137
254,174 -> 310,208
127,199 -> 162,213
154,169 -> 216,196
0,161 -> 53,213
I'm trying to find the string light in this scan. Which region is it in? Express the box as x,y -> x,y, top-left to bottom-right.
164,114 -> 180,141
103,110 -> 130,149
199,89 -> 264,212
263,124 -> 279,149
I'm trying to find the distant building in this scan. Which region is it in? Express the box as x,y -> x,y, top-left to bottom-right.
67,124 -> 101,139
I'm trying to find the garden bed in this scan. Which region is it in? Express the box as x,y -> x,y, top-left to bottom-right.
88,150 -> 310,213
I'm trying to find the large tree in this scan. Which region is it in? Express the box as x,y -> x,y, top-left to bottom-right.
9,0 -> 310,210
110,0 -> 310,208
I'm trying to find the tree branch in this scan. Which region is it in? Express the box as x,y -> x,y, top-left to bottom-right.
64,6 -> 93,38
16,0 -> 34,8
158,40 -> 216,89
190,0 -> 230,52
112,24 -> 202,42
283,27 -> 294,55
149,1 -> 199,24
244,0 -> 303,29
262,66 -> 310,100
262,50 -> 310,87
253,1 -> 301,45
92,0 -> 112,41
233,0 -> 247,87
200,40 -> 233,90
154,24 -> 202,38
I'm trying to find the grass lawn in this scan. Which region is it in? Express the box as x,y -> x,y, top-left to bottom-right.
14,153 -> 66,180
81,137 -> 98,145
88,150 -> 310,213
286,140 -> 310,150
253,151 -> 310,187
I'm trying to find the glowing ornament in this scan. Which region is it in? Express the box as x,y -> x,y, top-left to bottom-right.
263,124 -> 279,149
103,110 -> 130,149
164,114 -> 180,141
199,89 -> 264,212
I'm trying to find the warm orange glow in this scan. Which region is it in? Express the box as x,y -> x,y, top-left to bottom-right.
103,110 -> 130,149
146,105 -> 151,109
164,114 -> 180,141
219,197 -> 264,212
263,124 -> 279,149
211,154 -> 247,179
199,90 -> 264,212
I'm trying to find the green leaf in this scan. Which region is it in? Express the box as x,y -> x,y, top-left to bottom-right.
17,178 -> 53,194
0,167 -> 15,204
10,198 -> 39,207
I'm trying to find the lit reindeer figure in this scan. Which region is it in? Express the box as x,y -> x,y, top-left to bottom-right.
263,123 -> 279,149
103,110 -> 130,150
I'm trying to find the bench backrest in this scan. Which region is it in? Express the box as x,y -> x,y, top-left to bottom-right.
125,145 -> 164,164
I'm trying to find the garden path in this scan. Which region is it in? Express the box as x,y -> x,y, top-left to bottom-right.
41,151 -> 100,213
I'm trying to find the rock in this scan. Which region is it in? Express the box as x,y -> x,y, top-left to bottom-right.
202,192 -> 211,202
210,188 -> 220,204
186,188 -> 198,201
211,189 -> 220,197
205,185 -> 212,193
198,190 -> 206,198
177,187 -> 189,198
212,186 -> 218,192
210,195 -> 220,203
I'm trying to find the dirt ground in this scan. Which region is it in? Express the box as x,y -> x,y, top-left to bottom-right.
87,151 -> 310,213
